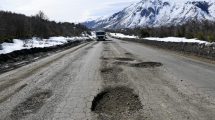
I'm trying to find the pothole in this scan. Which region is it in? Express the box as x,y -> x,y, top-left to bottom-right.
113,61 -> 163,68
10,90 -> 52,119
125,52 -> 132,56
91,87 -> 142,118
114,57 -> 134,61
113,61 -> 130,66
100,57 -> 110,60
130,62 -> 163,68
100,67 -> 123,74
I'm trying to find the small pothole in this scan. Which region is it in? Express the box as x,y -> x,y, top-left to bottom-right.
103,49 -> 110,51
91,87 -> 142,116
100,67 -> 123,74
10,90 -> 52,119
113,61 -> 130,66
100,57 -> 110,60
114,57 -> 134,61
125,52 -> 132,55
130,62 -> 163,68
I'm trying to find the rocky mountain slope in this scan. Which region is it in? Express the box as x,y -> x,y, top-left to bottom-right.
84,0 -> 215,29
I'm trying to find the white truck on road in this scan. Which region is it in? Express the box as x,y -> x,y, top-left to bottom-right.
96,31 -> 106,41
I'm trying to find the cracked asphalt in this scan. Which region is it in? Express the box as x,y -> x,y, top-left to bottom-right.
0,37 -> 215,120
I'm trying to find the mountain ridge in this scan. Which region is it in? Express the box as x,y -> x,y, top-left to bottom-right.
83,0 -> 215,29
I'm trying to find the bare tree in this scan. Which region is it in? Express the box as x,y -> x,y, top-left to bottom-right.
35,10 -> 48,20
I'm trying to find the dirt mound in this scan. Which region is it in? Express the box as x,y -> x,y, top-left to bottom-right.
10,90 -> 52,119
91,87 -> 142,119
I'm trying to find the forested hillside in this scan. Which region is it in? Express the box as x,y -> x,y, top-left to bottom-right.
0,11 -> 89,43
107,20 -> 215,42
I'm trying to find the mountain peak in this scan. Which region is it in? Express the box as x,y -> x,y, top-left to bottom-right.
83,0 -> 215,29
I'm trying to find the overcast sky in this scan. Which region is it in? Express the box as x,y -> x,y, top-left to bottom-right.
0,0 -> 138,23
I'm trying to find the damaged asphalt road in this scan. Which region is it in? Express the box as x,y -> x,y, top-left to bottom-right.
0,37 -> 215,120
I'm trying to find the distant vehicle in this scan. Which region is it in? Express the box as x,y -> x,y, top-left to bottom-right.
96,31 -> 106,41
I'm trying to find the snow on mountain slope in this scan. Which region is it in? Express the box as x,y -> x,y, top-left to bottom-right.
84,0 -> 215,29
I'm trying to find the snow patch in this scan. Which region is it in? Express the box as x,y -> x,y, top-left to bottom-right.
0,36 -> 90,54
144,37 -> 210,44
110,33 -> 138,39
110,32 -> 213,44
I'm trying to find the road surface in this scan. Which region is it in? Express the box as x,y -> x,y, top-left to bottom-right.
0,37 -> 215,120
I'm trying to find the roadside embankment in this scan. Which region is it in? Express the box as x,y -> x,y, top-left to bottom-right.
113,37 -> 215,60
0,39 -> 92,74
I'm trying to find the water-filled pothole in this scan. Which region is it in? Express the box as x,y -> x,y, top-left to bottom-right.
91,87 -> 142,116
10,90 -> 52,119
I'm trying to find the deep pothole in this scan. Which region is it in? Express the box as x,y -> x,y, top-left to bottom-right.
91,87 -> 142,115
10,90 -> 52,119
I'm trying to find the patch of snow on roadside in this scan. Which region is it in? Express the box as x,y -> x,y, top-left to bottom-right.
88,31 -> 97,39
110,33 -> 138,39
144,37 -> 210,44
0,39 -> 25,54
0,36 -> 89,54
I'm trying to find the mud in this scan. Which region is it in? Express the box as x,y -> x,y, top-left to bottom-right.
10,90 -> 52,120
91,87 -> 143,120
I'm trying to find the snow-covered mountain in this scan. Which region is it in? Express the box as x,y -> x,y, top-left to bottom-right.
83,0 -> 215,29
